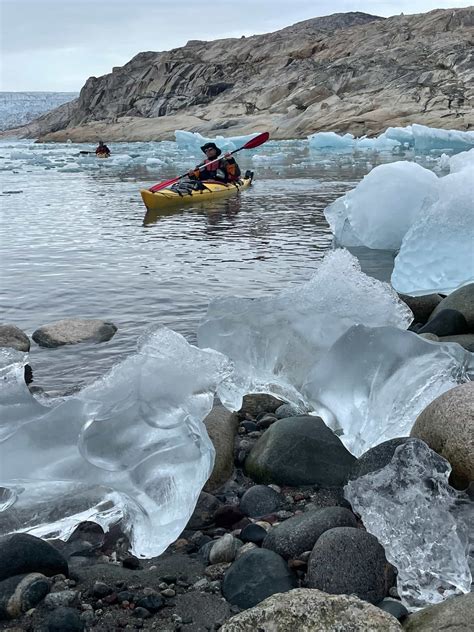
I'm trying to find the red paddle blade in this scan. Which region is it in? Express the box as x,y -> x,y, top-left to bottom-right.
149,176 -> 181,193
242,131 -> 270,149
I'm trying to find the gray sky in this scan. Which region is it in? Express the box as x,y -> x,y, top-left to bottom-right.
1,0 -> 472,91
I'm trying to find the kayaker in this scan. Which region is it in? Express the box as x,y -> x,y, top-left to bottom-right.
95,141 -> 111,157
188,142 -> 241,183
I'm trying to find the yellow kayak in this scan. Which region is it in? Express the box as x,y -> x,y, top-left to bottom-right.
140,175 -> 253,212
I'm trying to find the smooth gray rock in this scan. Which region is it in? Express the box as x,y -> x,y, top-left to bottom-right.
0,573 -> 50,620
222,548 -> 296,609
209,534 -> 243,564
203,406 -> 239,492
245,416 -> 356,486
275,403 -> 302,419
418,309 -> 468,337
239,394 -> 284,418
411,382 -> 474,487
398,294 -> 442,324
239,485 -> 283,517
45,606 -> 84,631
32,318 -> 117,347
307,527 -> 395,604
44,590 -> 78,609
263,507 -> 358,560
346,438 -> 412,482
377,598 -> 409,621
221,588 -> 403,631
0,533 -> 68,582
403,592 -> 474,631
0,324 -> 30,351
428,283 -> 474,330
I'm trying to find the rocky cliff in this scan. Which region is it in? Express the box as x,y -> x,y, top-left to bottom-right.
9,8 -> 474,141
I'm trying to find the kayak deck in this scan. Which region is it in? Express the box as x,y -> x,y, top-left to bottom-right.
140,176 -> 252,212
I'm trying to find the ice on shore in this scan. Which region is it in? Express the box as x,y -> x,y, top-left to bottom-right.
303,326 -> 474,457
0,329 -> 233,558
345,440 -> 473,610
198,249 -> 413,411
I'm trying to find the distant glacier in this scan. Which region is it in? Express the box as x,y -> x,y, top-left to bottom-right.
0,92 -> 78,130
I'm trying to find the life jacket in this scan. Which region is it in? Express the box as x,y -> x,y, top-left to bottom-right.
192,157 -> 241,182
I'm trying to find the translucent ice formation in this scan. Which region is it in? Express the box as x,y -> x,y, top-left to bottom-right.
303,326 -> 474,457
0,329 -> 233,558
345,440 -> 473,610
197,249 -> 413,410
308,131 -> 400,151
174,130 -> 261,153
391,165 -> 474,296
325,161 -> 439,250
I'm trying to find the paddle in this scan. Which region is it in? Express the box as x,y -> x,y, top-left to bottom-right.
149,131 -> 270,192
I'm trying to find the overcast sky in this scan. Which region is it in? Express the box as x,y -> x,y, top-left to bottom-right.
1,0 -> 472,91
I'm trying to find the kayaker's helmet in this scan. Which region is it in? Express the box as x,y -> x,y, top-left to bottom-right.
201,142 -> 221,156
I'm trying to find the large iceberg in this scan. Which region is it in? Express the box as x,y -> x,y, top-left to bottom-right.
324,161 -> 438,250
198,249 -> 413,410
345,440 -> 473,610
0,329 -> 233,558
391,164 -> 474,296
302,326 -> 474,456
308,131 -> 400,151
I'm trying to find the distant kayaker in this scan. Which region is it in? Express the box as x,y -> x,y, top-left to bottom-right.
188,142 -> 241,183
95,141 -> 111,157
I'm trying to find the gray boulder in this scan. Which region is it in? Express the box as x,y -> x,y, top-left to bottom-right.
44,605 -> 85,631
0,573 -> 50,620
346,438 -> 412,482
398,294 -> 442,324
203,406 -> 239,492
403,592 -> 474,631
245,416 -> 356,486
239,394 -> 285,418
220,588 -> 402,631
239,485 -> 283,517
428,283 -> 474,330
307,527 -> 395,604
263,507 -> 357,560
32,318 -> 117,347
209,534 -> 243,564
222,548 -> 296,609
418,309 -> 468,337
411,382 -> 474,487
0,533 -> 68,582
0,324 -> 30,351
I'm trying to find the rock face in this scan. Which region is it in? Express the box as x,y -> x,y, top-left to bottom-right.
403,593 -> 474,631
245,416 -> 356,486
307,527 -> 394,604
410,382 -> 474,487
0,324 -> 30,352
9,9 -> 474,142
220,588 -> 402,631
222,548 -> 296,609
203,406 -> 239,492
32,318 -> 117,347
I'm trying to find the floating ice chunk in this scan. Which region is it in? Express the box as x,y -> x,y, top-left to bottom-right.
303,326 -> 473,457
355,136 -> 400,150
449,147 -> 474,173
411,123 -> 474,152
0,328 -> 233,558
174,130 -> 260,153
251,152 -> 288,164
308,132 -> 355,150
391,168 -> 474,296
198,250 -> 413,411
346,162 -> 438,250
145,157 -> 166,167
323,196 -> 362,246
345,440 -> 473,610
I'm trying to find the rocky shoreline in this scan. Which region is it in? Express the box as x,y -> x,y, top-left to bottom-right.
0,283 -> 473,631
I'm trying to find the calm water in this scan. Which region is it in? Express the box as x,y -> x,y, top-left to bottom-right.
0,139 -> 407,390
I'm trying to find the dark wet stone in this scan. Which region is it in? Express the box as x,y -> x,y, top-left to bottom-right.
239,485 -> 283,518
0,534 -> 68,582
